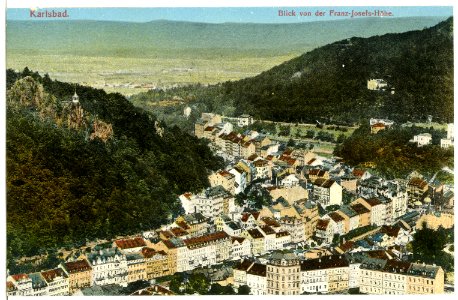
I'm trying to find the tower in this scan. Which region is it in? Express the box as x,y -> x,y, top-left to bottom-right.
72,91 -> 79,104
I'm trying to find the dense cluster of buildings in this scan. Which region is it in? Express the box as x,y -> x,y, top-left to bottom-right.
7,113 -> 453,296
233,251 -> 444,295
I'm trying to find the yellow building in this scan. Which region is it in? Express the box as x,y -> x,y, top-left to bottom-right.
209,170 -> 236,195
407,263 -> 444,294
126,253 -> 147,283
241,228 -> 265,255
60,259 -> 92,294
141,248 -> 171,279
153,240 -> 179,275
360,258 -> 444,294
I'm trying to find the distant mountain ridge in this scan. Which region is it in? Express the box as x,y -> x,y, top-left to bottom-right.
6,17 -> 449,57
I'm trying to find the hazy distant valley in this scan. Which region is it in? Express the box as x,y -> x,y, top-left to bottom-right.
6,17 -> 447,95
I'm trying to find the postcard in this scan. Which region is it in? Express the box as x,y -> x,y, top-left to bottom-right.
3,0 -> 455,296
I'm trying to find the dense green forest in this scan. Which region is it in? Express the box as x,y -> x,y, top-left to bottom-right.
6,68 -> 224,262
334,124 -> 454,179
132,17 -> 453,126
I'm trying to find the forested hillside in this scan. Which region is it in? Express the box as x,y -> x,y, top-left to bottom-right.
6,69 -> 224,261
132,17 -> 453,126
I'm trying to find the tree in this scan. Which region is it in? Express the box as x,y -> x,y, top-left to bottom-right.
188,273 -> 210,295
411,223 -> 454,271
336,134 -> 346,144
305,129 -> 315,139
287,138 -> 296,147
207,283 -> 235,295
237,285 -> 251,295
168,273 -> 185,294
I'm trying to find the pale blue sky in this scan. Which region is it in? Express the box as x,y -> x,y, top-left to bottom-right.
7,7 -> 453,23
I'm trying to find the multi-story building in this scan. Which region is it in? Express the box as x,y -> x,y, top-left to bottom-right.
175,213 -> 208,237
308,169 -> 330,183
266,252 -> 301,295
246,263 -> 267,295
229,166 -> 247,195
241,228 -> 265,255
153,238 -> 185,273
300,255 -> 349,294
126,253 -> 147,283
209,170 -> 236,195
407,177 -> 429,205
350,203 -> 371,227
60,259 -> 92,294
179,186 -> 233,218
141,247 -> 171,279
6,274 -> 33,296
259,225 -> 277,251
406,263 -> 444,294
326,212 -> 345,235
410,133 -> 432,147
337,205 -> 359,233
180,231 -> 231,271
353,197 -> 386,226
315,219 -> 335,244
279,216 -> 305,243
28,272 -> 48,296
40,268 -> 69,296
312,179 -> 342,208
230,237 -> 252,259
253,159 -> 272,180
360,258 -> 444,294
87,248 -> 128,287
233,260 -> 253,288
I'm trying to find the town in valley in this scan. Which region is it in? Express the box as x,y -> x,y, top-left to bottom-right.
5,7 -> 454,297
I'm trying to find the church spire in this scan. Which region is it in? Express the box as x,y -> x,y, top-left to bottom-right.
72,86 -> 79,104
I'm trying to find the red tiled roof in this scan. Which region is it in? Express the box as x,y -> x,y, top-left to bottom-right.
371,123 -> 386,128
300,255 -> 348,271
253,160 -> 268,167
307,158 -> 316,165
159,230 -> 174,239
204,126 -> 214,131
231,236 -> 246,244
218,170 -> 235,178
337,241 -> 355,252
11,274 -> 29,282
365,198 -> 382,207
183,192 -> 192,200
170,227 -> 188,237
115,237 -> 147,249
329,212 -> 345,223
259,225 -> 275,235
352,169 -> 365,177
247,154 -> 258,161
7,281 -> 16,291
261,217 -> 280,227
64,259 -> 92,273
176,221 -> 190,230
283,149 -> 293,156
408,177 -> 428,189
41,268 -> 67,283
380,225 -> 401,237
183,231 -> 229,248
316,219 -> 330,230
141,247 -> 167,259
351,203 -> 370,214
247,228 -> 264,239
